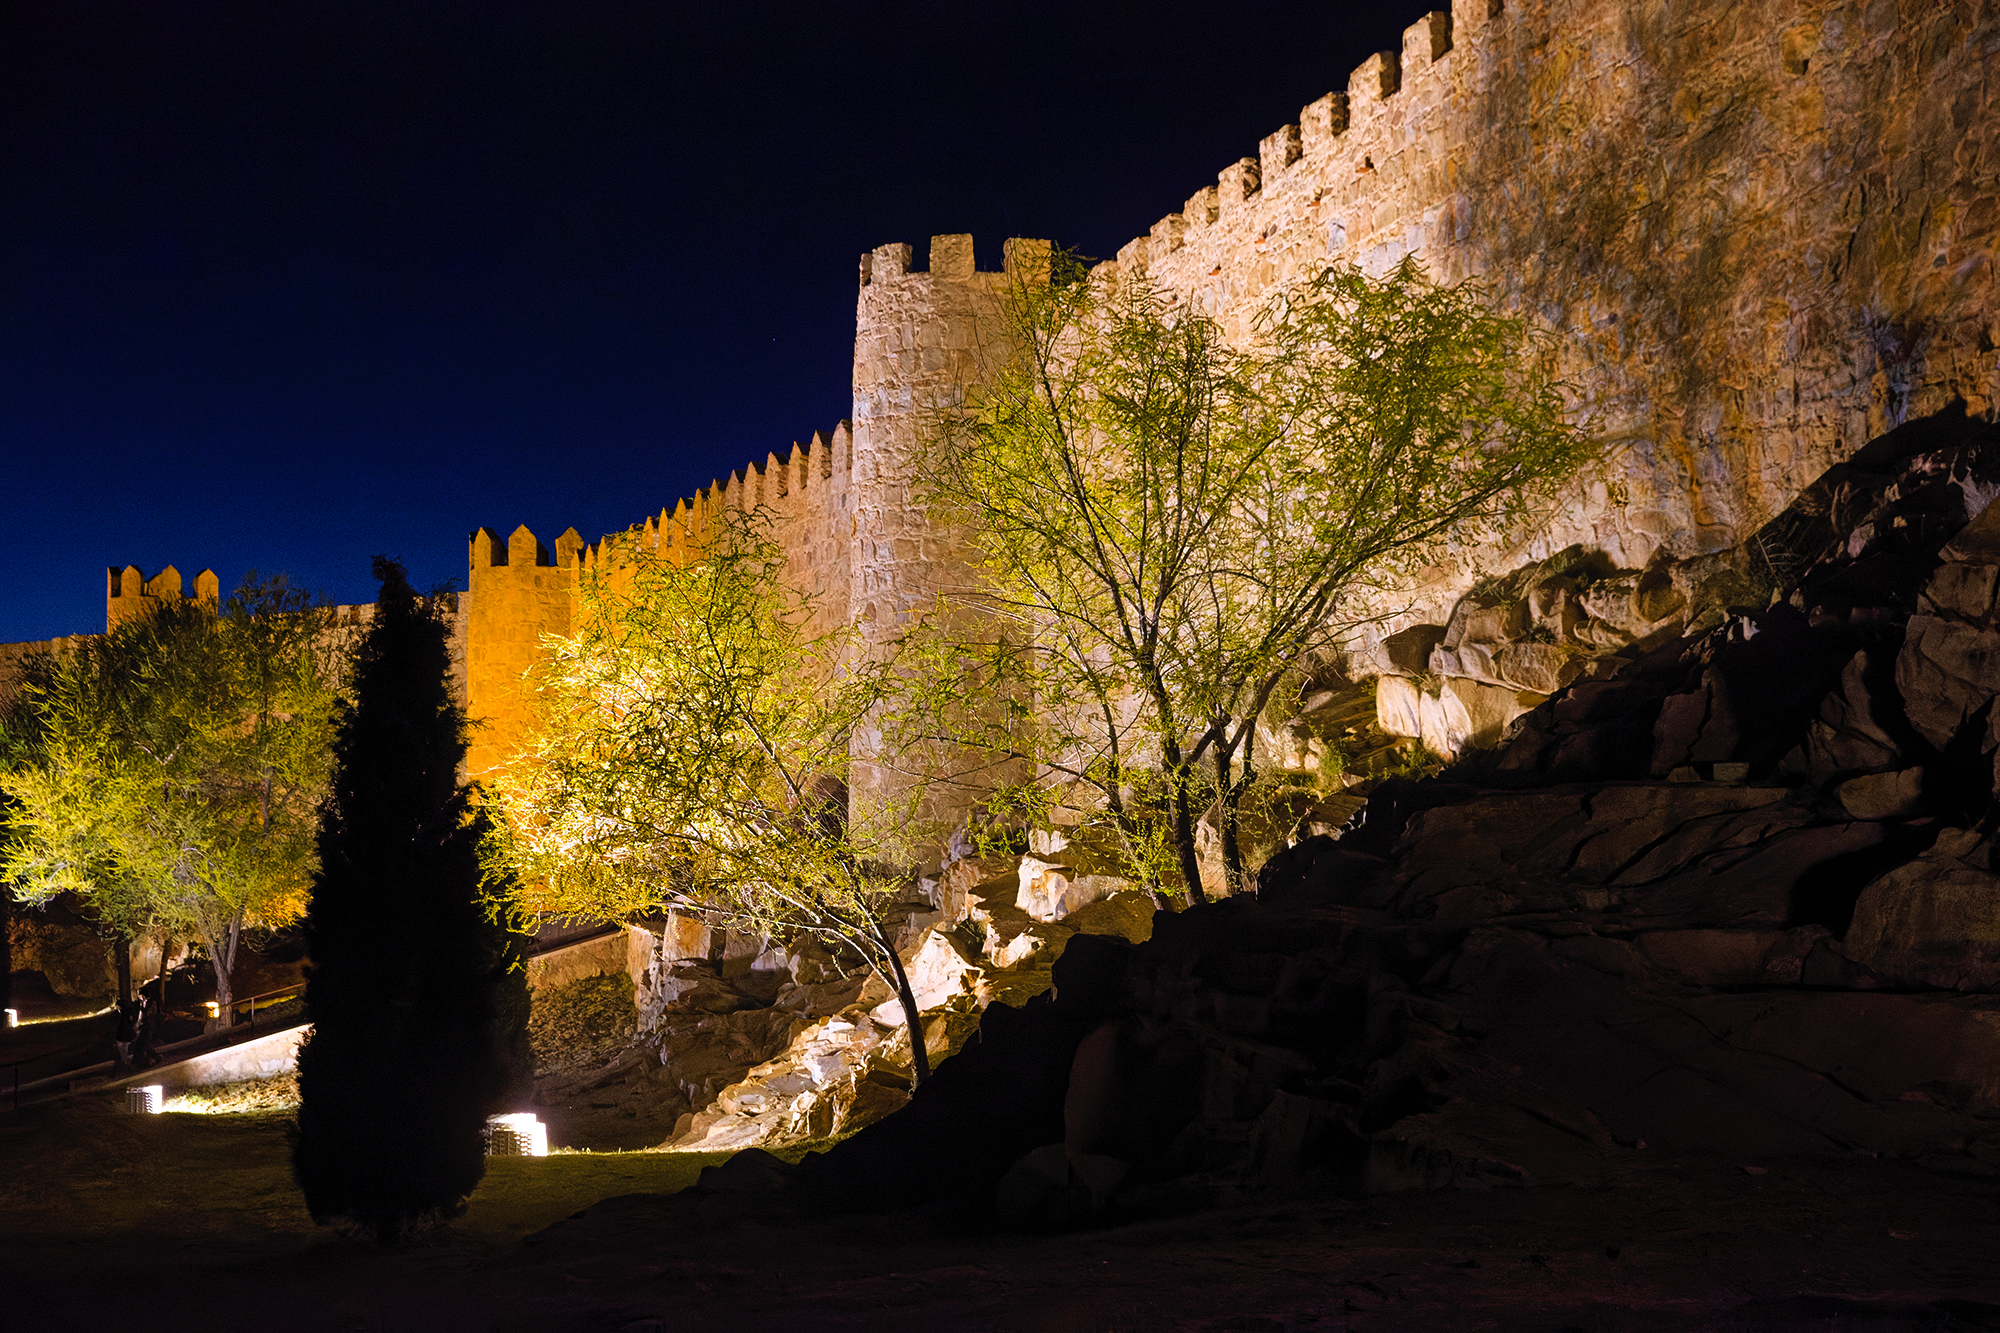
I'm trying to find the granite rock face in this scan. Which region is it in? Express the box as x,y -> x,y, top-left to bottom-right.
763,420 -> 2000,1227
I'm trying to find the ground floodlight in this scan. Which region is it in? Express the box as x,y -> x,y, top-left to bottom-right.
486,1112 -> 549,1157
127,1085 -> 164,1115
203,1001 -> 220,1020
3,1008 -> 15,1028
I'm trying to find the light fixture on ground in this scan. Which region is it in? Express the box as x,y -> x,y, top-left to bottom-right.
126,1085 -> 164,1115
3,1008 -> 15,1028
486,1112 -> 549,1157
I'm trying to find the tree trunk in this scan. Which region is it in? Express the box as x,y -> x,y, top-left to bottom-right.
1215,746 -> 1246,894
879,933 -> 932,1087
1159,748 -> 1206,905
214,914 -> 242,1013
114,934 -> 132,1005
0,883 -> 13,1016
1143,663 -> 1207,905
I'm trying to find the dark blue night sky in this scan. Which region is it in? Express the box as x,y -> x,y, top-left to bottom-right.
2,1 -> 1417,643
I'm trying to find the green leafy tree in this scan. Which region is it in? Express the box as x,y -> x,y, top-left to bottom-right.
484,517 -> 940,1084
293,559 -> 531,1244
0,577 -> 345,1009
909,253 -> 1591,902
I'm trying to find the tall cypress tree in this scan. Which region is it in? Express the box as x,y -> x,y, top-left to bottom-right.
292,558 -> 531,1243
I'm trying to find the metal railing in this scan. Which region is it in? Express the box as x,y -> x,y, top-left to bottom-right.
2,1040 -> 102,1112
210,984 -> 304,1030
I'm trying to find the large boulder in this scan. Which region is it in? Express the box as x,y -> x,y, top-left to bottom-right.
1388,676 -> 1543,759
1378,783 -> 1887,931
1800,649 -> 1908,783
1354,622 -> 1445,677
1896,614 -> 2000,754
1846,833 -> 2000,990
864,930 -> 983,1021
1375,674 -> 1423,739
1016,857 -> 1129,923
7,905 -> 115,999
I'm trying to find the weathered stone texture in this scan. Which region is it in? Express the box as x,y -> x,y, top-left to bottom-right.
464,524 -> 581,784
847,235 -> 1047,838
1116,0 -> 1999,635
49,0 -> 1997,830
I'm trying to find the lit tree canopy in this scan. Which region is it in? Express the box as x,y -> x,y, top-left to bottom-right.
484,518 -> 940,1082
0,577 -> 346,1007
905,253 -> 1593,902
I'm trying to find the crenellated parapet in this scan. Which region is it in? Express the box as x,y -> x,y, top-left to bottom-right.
1096,0 -> 2000,647
105,563 -> 220,630
463,523 -> 583,785
467,422 -> 868,787
578,423 -> 860,639
847,234 -> 1050,835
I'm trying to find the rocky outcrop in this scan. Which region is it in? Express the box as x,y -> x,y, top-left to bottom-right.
7,898 -> 117,999
1367,408 -> 2000,774
1847,830 -> 2000,992
743,413 -> 2000,1228
521,837 -> 1161,1153
664,872 -> 1159,1155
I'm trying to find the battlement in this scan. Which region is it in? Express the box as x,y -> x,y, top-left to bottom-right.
470,524 -> 584,570
1101,0 -> 2000,643
859,235 -> 1053,288
575,421 -> 857,573
1119,6 -> 1467,276
105,563 -> 220,630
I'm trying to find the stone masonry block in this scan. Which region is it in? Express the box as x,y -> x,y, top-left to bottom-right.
1448,0 -> 1491,36
1259,124 -> 1302,176
930,234 -> 974,279
1301,92 -> 1349,151
1406,10 -> 1451,65
1218,158 -> 1260,213
868,242 -> 912,282
1352,50 -> 1400,102
1185,185 -> 1219,228
1003,237 -> 1051,283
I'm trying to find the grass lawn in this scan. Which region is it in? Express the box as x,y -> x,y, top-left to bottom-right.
11,1077 -> 2000,1332
0,1081 -> 736,1274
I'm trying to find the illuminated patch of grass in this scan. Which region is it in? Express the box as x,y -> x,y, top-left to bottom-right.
0,1088 -> 741,1269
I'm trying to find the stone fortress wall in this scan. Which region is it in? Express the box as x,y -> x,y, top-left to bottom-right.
0,565 -> 224,709
1103,0 -> 1997,646
35,0 -> 1997,812
458,235 -> 1055,806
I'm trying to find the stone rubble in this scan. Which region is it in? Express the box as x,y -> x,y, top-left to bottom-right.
551,410 -> 2000,1211
712,410 -> 2000,1231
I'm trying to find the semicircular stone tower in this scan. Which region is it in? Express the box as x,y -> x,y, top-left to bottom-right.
847,234 -> 1049,857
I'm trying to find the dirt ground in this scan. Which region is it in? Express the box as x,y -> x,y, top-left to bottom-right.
6,1088 -> 2000,1332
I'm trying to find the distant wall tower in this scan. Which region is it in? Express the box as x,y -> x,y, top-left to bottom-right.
105,564 -> 220,631
847,233 -> 1049,853
465,524 -> 583,787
